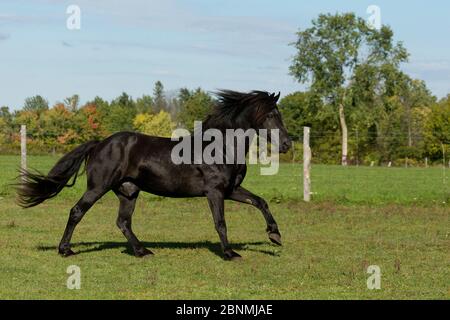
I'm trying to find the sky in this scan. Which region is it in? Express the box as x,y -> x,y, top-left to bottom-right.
0,0 -> 449,109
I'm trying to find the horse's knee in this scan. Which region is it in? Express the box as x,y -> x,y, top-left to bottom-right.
68,205 -> 84,224
117,182 -> 140,199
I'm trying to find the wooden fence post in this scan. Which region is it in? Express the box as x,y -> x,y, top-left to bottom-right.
303,127 -> 311,202
21,125 -> 27,179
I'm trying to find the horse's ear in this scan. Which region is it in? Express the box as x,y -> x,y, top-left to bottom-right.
273,92 -> 280,103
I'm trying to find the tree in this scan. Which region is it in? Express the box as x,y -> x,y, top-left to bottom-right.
23,95 -> 49,113
90,96 -> 109,110
279,92 -> 342,163
0,117 -> 8,150
165,88 -> 192,118
178,88 -> 193,105
395,77 -> 435,148
64,94 -> 80,112
133,111 -> 175,137
71,101 -> 109,143
153,81 -> 167,112
41,103 -> 74,138
14,110 -> 40,141
350,62 -> 436,163
0,106 -> 13,145
103,92 -> 137,133
176,88 -> 214,131
0,106 -> 12,122
279,91 -> 320,139
290,13 -> 408,165
424,95 -> 450,161
136,95 -> 154,114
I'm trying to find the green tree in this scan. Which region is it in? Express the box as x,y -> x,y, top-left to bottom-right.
279,92 -> 342,163
0,106 -> 12,123
13,110 -> 41,144
424,95 -> 450,161
136,94 -> 154,114
177,88 -> 214,131
90,96 -> 109,110
0,106 -> 13,146
279,91 -> 321,139
153,81 -> 167,112
290,13 -> 408,165
178,88 -> 193,105
40,103 -> 75,151
23,95 -> 49,113
0,117 -> 8,150
103,92 -> 137,133
395,77 -> 435,148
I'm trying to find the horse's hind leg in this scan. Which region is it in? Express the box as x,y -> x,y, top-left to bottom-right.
114,183 -> 153,258
58,187 -> 106,256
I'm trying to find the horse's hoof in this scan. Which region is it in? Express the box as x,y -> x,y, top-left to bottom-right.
135,248 -> 154,258
59,249 -> 76,257
224,250 -> 242,261
269,232 -> 282,246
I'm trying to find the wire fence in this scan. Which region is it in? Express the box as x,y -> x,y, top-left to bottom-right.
10,125 -> 450,204
284,130 -> 450,169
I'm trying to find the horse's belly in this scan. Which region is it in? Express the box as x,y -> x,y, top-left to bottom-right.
136,164 -> 205,197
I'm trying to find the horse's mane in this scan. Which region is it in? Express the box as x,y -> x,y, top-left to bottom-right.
203,90 -> 278,129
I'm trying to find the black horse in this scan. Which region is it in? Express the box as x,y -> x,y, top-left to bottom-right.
17,90 -> 292,260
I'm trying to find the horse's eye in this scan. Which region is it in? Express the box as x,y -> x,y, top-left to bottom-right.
267,114 -> 274,119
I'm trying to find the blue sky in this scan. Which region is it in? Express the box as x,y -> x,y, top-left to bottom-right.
1,0 -> 449,109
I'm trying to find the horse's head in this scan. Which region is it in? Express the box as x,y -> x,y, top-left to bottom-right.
254,92 -> 292,154
208,90 -> 292,153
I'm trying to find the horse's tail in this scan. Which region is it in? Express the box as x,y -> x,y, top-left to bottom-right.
17,140 -> 100,208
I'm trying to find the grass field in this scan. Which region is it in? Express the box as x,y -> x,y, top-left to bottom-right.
0,155 -> 449,299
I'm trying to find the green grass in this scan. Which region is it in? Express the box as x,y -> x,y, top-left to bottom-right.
0,155 -> 448,299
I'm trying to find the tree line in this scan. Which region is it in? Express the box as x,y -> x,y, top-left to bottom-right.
0,81 -> 215,154
0,13 -> 449,165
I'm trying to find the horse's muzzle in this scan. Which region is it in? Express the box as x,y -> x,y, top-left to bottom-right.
279,138 -> 292,153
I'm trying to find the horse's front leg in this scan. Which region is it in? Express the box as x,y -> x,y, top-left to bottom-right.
206,189 -> 242,261
227,186 -> 282,246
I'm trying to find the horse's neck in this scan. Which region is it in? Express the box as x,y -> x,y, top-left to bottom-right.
199,121 -> 254,161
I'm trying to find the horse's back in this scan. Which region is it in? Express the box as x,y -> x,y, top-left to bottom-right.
86,131 -> 205,197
